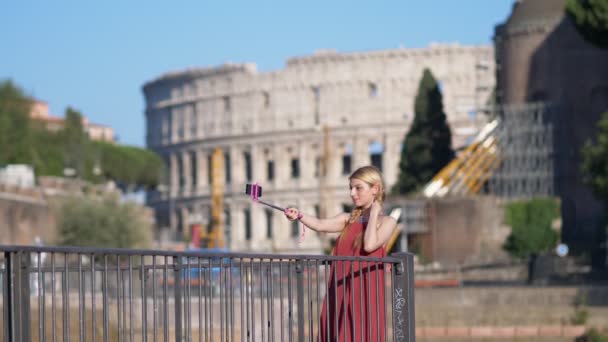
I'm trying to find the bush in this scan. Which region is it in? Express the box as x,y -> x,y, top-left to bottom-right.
579,328 -> 608,342
503,197 -> 560,260
56,195 -> 151,249
571,296 -> 590,325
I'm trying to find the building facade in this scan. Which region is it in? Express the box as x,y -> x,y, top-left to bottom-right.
143,44 -> 495,253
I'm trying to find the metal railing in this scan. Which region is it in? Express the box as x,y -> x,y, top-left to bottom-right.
1,245 -> 415,342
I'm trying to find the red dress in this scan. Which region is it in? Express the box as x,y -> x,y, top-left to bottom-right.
318,219 -> 386,342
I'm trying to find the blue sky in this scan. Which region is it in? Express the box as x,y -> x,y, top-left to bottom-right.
1,1 -> 514,147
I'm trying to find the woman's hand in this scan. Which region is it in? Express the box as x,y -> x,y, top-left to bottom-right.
284,207 -> 301,221
363,200 -> 397,253
370,200 -> 382,218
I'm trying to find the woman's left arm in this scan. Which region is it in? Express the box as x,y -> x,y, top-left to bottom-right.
363,204 -> 397,253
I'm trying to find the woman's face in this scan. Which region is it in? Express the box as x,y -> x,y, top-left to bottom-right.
349,178 -> 377,208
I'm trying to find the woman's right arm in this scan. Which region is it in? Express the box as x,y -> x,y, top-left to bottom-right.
284,208 -> 348,233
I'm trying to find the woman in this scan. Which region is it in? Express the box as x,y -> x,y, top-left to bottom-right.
285,165 -> 397,341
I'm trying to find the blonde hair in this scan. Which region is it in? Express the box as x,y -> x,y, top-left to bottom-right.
337,165 -> 386,251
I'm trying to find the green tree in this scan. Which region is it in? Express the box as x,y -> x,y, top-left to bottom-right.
566,0 -> 608,48
56,195 -> 151,248
503,197 -> 560,260
0,80 -> 34,165
581,111 -> 608,203
30,130 -> 65,177
94,141 -> 164,190
393,69 -> 454,194
60,107 -> 89,177
0,79 -> 164,189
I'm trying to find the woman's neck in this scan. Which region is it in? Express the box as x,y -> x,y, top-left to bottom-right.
357,206 -> 382,221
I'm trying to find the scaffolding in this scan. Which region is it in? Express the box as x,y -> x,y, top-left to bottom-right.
487,102 -> 556,199
421,102 -> 556,200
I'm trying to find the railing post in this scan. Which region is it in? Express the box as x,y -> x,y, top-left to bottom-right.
295,260 -> 304,342
4,251 -> 32,342
174,255 -> 183,342
4,252 -> 14,342
391,252 -> 416,342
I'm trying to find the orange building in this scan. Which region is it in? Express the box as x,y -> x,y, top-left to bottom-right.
29,100 -> 115,142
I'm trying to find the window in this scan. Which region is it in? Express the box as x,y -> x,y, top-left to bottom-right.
224,152 -> 231,183
176,209 -> 184,235
314,157 -> 320,178
369,141 -> 384,171
177,155 -> 185,189
265,209 -> 273,239
369,82 -> 378,98
267,160 -> 275,181
190,151 -> 197,188
207,154 -> 213,185
263,91 -> 270,108
163,156 -> 171,190
312,86 -> 320,125
291,220 -> 300,238
244,152 -> 252,182
312,86 -> 320,101
244,208 -> 251,240
190,104 -> 197,137
223,96 -> 231,112
342,154 -> 352,175
177,107 -> 185,139
224,208 -> 231,247
165,108 -> 172,142
291,158 -> 300,179
342,203 -> 353,213
206,207 -> 213,234
371,153 -> 383,171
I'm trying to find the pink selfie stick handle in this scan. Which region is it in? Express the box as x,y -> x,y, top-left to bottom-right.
250,183 -> 285,212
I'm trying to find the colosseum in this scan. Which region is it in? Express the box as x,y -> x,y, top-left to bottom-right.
143,43 -> 495,253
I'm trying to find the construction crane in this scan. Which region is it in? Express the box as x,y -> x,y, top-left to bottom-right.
422,119 -> 501,198
197,147 -> 225,248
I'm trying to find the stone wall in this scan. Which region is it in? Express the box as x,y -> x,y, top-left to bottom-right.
416,286 -> 608,327
0,185 -> 55,245
0,177 -> 136,246
398,196 -> 511,268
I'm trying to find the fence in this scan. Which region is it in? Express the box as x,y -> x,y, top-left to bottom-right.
0,245 -> 415,342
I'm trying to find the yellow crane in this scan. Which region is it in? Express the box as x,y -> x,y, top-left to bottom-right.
198,147 -> 224,248
422,119 -> 501,198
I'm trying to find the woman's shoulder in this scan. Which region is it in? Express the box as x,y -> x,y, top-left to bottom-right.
381,215 -> 397,224
359,215 -> 396,224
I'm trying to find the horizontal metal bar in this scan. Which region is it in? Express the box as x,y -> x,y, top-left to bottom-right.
0,245 -> 403,263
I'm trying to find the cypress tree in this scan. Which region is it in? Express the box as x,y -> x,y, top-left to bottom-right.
393,68 -> 454,195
